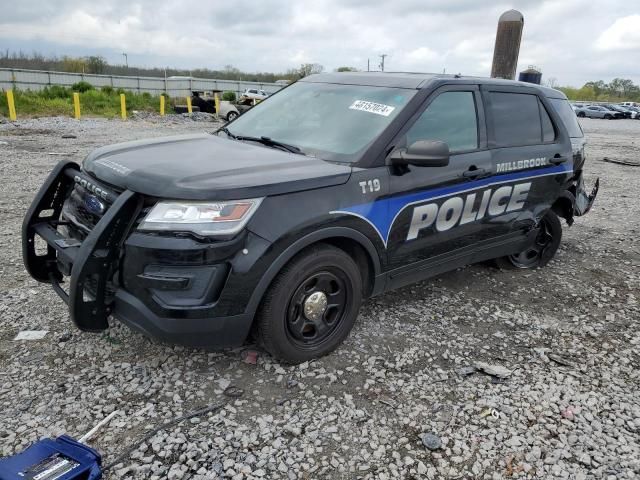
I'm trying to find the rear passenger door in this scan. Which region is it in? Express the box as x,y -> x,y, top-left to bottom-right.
481,86 -> 573,234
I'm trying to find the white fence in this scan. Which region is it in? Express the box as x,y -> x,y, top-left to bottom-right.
0,68 -> 283,99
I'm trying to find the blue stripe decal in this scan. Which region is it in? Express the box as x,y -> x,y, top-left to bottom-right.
333,164 -> 572,246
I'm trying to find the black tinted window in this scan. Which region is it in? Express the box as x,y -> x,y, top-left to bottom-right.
490,92 -> 541,147
549,98 -> 583,138
539,100 -> 555,142
406,91 -> 478,152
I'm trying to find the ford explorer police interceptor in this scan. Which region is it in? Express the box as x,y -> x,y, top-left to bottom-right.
22,72 -> 598,363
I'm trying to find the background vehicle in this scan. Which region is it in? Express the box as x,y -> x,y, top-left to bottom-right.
190,91 -> 240,121
241,88 -> 268,101
603,104 -> 632,118
620,102 -> 639,108
573,104 -> 589,117
626,106 -> 640,119
577,105 -> 622,119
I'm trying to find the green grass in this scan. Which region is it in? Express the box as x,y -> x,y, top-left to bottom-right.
0,86 -> 168,118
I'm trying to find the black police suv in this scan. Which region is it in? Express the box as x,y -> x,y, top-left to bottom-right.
23,72 -> 599,363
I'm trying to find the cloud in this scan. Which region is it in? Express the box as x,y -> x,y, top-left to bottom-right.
596,15 -> 640,51
0,0 -> 638,85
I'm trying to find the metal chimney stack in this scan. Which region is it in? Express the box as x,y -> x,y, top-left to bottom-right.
491,10 -> 524,80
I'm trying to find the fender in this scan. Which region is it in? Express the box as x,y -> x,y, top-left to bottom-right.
244,226 -> 383,317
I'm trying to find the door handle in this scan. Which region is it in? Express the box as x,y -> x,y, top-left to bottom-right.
550,155 -> 568,165
462,167 -> 488,179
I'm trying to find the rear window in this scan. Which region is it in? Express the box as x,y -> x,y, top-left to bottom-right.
549,98 -> 584,138
489,92 -> 543,147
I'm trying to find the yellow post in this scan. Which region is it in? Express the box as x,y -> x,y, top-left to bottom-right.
160,95 -> 165,116
186,96 -> 192,114
120,93 -> 127,120
6,90 -> 17,121
214,93 -> 221,117
73,92 -> 81,119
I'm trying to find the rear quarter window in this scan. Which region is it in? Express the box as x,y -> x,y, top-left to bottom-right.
539,99 -> 556,142
549,98 -> 584,138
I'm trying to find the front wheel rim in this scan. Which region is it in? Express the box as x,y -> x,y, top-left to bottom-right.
285,269 -> 350,349
508,218 -> 554,268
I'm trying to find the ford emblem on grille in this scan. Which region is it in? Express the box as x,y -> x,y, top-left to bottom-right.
84,194 -> 105,215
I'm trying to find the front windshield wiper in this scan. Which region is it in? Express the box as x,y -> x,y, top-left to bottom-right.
243,136 -> 304,155
218,128 -> 303,155
218,126 -> 237,139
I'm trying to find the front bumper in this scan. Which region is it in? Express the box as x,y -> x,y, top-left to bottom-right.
22,161 -> 141,332
22,161 -> 257,348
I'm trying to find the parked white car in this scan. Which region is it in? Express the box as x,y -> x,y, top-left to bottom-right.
188,91 -> 240,121
241,88 -> 268,100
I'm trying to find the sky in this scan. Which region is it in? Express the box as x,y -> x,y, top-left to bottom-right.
1,0 -> 639,86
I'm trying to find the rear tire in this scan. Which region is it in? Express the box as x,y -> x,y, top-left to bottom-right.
256,244 -> 363,364
226,111 -> 239,122
495,211 -> 562,270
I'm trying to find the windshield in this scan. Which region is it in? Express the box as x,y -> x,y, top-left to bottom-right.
224,81 -> 417,162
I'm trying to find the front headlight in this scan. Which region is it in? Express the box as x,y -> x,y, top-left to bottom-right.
138,198 -> 263,236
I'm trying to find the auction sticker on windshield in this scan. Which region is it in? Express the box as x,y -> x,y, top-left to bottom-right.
349,100 -> 396,116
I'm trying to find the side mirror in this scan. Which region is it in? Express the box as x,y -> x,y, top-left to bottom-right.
390,140 -> 450,167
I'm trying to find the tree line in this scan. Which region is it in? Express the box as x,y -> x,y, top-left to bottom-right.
0,51 -> 327,83
9,51 -> 635,102
559,78 -> 640,102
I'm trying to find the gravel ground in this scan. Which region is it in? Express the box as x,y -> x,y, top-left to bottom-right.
0,115 -> 639,479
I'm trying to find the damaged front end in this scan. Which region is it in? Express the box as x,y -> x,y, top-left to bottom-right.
22,161 -> 142,332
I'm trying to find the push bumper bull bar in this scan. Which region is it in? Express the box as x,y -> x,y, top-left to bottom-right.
22,160 -> 142,332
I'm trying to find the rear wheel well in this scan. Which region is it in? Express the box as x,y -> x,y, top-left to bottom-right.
552,196 -> 574,226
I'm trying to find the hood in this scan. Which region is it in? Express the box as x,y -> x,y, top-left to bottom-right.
82,134 -> 352,200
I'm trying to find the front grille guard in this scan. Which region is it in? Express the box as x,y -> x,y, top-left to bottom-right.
22,161 -> 142,331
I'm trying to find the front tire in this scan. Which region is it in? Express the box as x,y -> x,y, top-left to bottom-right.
495,211 -> 562,270
256,244 -> 363,364
577,112 -> 586,118
604,114 -> 612,120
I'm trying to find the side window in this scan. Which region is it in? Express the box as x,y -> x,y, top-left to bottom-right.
405,91 -> 478,152
489,92 -> 541,147
539,99 -> 556,142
